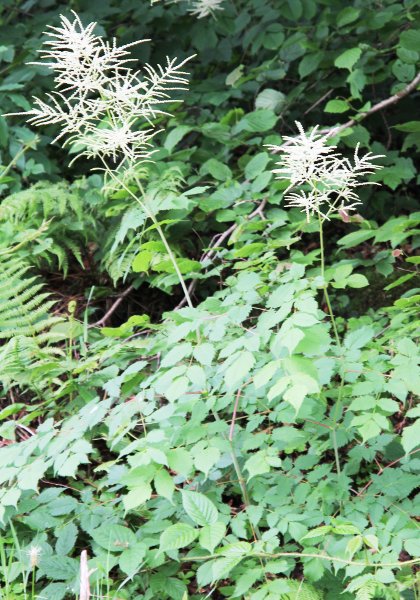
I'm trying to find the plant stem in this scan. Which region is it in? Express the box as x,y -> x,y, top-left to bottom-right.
101,163 -> 194,310
318,214 -> 340,346
182,551 -> 420,568
318,213 -> 344,475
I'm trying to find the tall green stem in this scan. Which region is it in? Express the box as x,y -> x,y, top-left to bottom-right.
318,214 -> 340,347
101,164 -> 194,310
318,214 -> 343,475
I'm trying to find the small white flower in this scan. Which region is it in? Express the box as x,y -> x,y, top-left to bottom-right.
268,121 -> 384,222
27,545 -> 42,569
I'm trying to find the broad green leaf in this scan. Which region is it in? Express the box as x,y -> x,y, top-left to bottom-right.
237,109 -> 277,133
253,360 -> 279,389
92,524 -> 137,552
123,482 -> 152,510
167,448 -> 193,477
164,125 -> 192,152
224,350 -> 255,389
338,229 -> 375,248
245,152 -> 269,180
182,491 -> 218,526
347,273 -> 369,288
337,7 -> 360,27
199,521 -> 226,553
159,523 -> 198,551
55,522 -> 77,556
255,89 -> 285,112
202,158 -> 232,181
334,47 -> 361,70
154,469 -> 175,502
401,421 -> 420,454
245,450 -> 271,480
324,99 -> 350,113
298,52 -> 323,78
132,250 -> 152,273
194,447 -> 220,478
118,543 -> 146,575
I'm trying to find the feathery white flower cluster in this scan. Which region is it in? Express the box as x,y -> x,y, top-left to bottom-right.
267,122 -> 384,222
5,12 -> 192,166
152,0 -> 225,19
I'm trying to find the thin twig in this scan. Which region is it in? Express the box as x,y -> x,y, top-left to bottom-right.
278,72 -> 420,147
356,448 -> 420,497
175,199 -> 267,310
90,285 -> 134,328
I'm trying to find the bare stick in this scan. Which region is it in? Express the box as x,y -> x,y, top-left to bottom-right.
277,72 -> 420,148
91,285 -> 134,328
175,199 -> 267,310
79,550 -> 91,600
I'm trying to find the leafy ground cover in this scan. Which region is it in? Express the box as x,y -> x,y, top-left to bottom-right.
0,0 -> 419,598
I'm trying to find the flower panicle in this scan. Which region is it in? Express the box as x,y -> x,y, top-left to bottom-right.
268,121 -> 384,222
3,11 -> 194,168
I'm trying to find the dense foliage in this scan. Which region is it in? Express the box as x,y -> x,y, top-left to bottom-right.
0,0 -> 419,598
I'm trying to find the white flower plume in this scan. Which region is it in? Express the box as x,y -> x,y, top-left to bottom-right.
151,0 -> 225,19
267,121 -> 384,222
4,11 -> 193,167
188,0 -> 225,18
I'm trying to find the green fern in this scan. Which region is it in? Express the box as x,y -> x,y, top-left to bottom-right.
0,256 -> 61,339
355,581 -> 377,600
0,253 -> 64,389
283,579 -> 324,600
0,178 -> 100,275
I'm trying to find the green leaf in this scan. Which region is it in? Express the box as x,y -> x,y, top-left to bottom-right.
194,447 -> 220,479
245,152 -> 269,180
224,350 -> 255,389
168,448 -> 193,477
92,524 -> 137,552
337,228 -> 376,248
401,420 -> 420,454
132,250 -> 153,273
154,469 -> 175,502
165,376 -> 189,401
182,491 -> 218,526
255,89 -> 285,112
118,543 -> 146,575
394,121 -> 420,133
302,526 -> 332,540
347,273 -> 369,288
324,99 -> 350,113
199,521 -> 226,553
123,482 -> 152,510
298,52 -> 323,78
159,523 -> 198,551
334,47 -> 362,70
164,125 -> 192,152
202,158 -> 232,181
337,7 -> 360,27
399,29 -> 420,52
237,109 -> 277,133
55,522 -> 77,556
245,450 -> 271,480
253,360 -> 279,389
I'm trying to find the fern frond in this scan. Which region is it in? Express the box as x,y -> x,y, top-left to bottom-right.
283,580 -> 324,600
